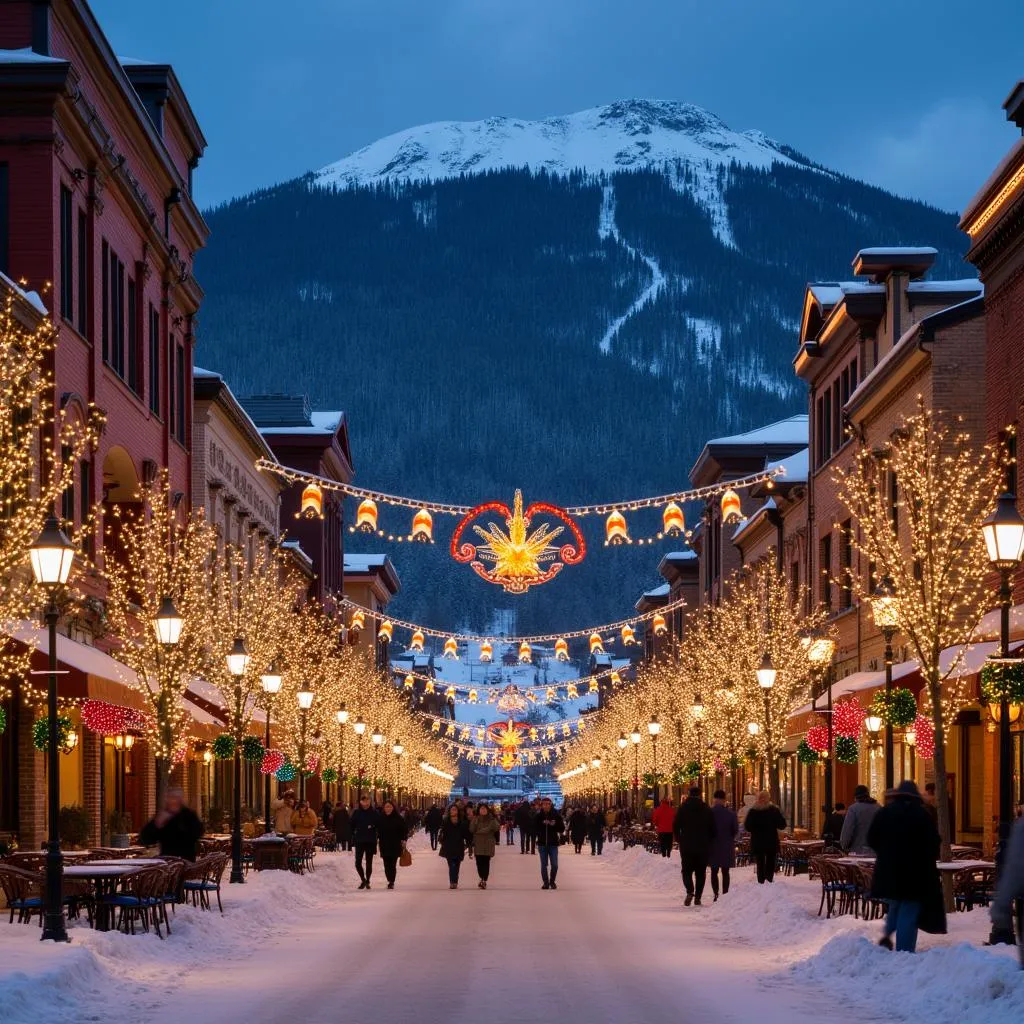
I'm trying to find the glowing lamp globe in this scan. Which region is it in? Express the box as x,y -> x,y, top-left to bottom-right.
647,716 -> 661,736
981,493 -> 1024,569
411,508 -> 433,543
29,516 -> 75,587
371,728 -> 384,746
260,662 -> 283,695
871,576 -> 899,631
720,488 -> 742,524
377,620 -> 393,643
865,714 -> 882,735
300,482 -> 323,519
443,637 -> 459,659
479,641 -> 493,663
336,706 -> 350,725
297,686 -> 314,710
591,757 -> 602,769
690,696 -> 704,721
662,502 -> 685,537
392,742 -> 404,756
153,595 -> 183,647
410,629 -> 425,652
630,727 -> 642,745
589,633 -> 604,655
747,721 -> 760,736
756,652 -> 776,689
605,511 -> 630,545
356,498 -> 378,533
652,613 -> 668,637
617,732 -> 628,750
353,717 -> 367,736
226,636 -> 250,677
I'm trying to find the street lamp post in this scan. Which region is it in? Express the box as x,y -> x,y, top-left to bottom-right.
226,636 -> 251,885
297,686 -> 315,801
372,726 -> 384,802
691,695 -> 705,799
617,732 -> 627,809
152,595 -> 183,810
647,716 -> 661,803
630,725 -> 641,819
392,741 -> 404,802
353,717 -> 367,797
981,492 -> 1024,946
757,652 -> 777,803
871,576 -> 899,791
804,629 -> 837,839
336,705 -> 349,805
30,516 -> 76,942
260,663 -> 282,834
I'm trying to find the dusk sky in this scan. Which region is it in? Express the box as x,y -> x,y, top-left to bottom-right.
92,0 -> 1023,213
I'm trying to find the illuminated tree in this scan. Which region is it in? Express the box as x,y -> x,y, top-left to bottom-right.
834,400 -> 1004,853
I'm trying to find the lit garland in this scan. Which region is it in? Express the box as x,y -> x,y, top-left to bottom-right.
980,661 -> 1024,706
870,687 -> 917,728
241,736 -> 265,763
261,749 -> 285,776
212,734 -> 236,760
832,698 -> 864,739
797,739 -> 821,765
80,700 -> 151,737
806,723 -> 830,754
834,400 -> 1006,848
835,736 -> 859,764
394,662 -> 629,702
33,715 -> 74,752
321,767 -> 339,784
275,759 -> 297,783
344,594 -> 685,645
420,709 -> 591,743
911,713 -> 935,758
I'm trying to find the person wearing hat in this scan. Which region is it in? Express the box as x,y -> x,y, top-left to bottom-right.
840,784 -> 880,855
867,779 -> 945,952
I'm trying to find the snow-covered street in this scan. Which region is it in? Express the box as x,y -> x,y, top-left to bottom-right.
2,835 -> 1021,1024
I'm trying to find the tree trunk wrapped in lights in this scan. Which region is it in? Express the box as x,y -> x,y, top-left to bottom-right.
834,400 -> 1004,859
0,288 -> 103,687
104,475 -> 216,804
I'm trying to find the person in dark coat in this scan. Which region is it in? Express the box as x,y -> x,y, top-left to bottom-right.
568,807 -> 588,853
867,779 -> 945,952
673,787 -> 716,905
377,800 -> 409,890
139,788 -> 203,861
587,805 -> 605,856
743,790 -> 786,884
534,798 -> 565,889
334,804 -> 353,851
424,803 -> 443,850
438,804 -> 471,888
320,799 -> 334,830
822,802 -> 846,846
515,801 -> 536,855
709,790 -> 738,900
349,794 -> 381,889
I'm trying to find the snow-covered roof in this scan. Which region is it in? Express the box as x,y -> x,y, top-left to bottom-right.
906,279 -> 983,295
193,365 -> 221,379
643,583 -> 670,599
310,410 -> 344,432
343,553 -> 389,573
808,284 -> 844,307
663,550 -> 697,561
767,447 -> 809,484
0,47 -> 66,65
731,497 -> 777,542
705,414 -> 808,447
855,246 -> 937,257
118,56 -> 156,66
0,272 -> 48,315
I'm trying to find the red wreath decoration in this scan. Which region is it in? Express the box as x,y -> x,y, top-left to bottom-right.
806,723 -> 830,754
304,753 -> 320,774
451,490 -> 585,594
261,749 -> 286,775
81,699 -> 152,737
912,714 -> 935,759
832,698 -> 864,739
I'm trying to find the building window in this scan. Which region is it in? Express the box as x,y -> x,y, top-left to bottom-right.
60,444 -> 74,525
102,241 -> 144,394
101,241 -> 109,363
888,470 -> 898,532
789,559 -> 800,608
839,519 -> 852,610
77,209 -> 88,336
1000,428 -> 1018,494
174,339 -> 186,443
59,186 -> 73,320
148,304 -> 160,416
80,458 -> 92,558
127,277 -> 139,394
819,533 -> 832,611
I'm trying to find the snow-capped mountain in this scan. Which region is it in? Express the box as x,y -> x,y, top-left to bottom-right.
315,99 -> 807,189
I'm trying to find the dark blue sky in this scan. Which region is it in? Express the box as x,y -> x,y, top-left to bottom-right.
92,0 -> 1023,213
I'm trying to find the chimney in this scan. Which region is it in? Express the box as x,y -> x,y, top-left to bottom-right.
31,0 -> 51,56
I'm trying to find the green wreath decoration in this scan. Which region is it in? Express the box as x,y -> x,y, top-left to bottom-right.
835,736 -> 859,764
211,734 -> 236,760
241,736 -> 265,763
0,707 -> 7,735
870,687 -> 918,727
613,779 -> 629,792
981,661 -> 1024,706
32,715 -> 73,752
796,739 -> 820,765
321,767 -> 339,784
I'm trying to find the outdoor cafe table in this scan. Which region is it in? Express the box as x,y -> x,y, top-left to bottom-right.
88,858 -> 167,867
937,860 -> 992,872
62,863 -> 147,931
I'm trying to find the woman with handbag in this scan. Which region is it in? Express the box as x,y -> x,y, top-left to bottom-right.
469,802 -> 501,889
438,804 -> 470,889
377,799 -> 409,890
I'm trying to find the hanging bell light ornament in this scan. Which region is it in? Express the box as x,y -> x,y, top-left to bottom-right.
589,633 -> 605,655
662,502 -> 684,537
479,641 -> 493,663
377,620 -> 393,643
621,624 -> 637,645
519,641 -> 532,664
411,508 -> 433,543
349,609 -> 365,633
554,638 -> 569,662
605,510 -> 630,545
720,488 -> 742,524
356,498 -> 379,533
299,482 -> 323,519
410,629 -> 425,652
443,637 -> 459,659
652,613 -> 668,636
403,674 -> 414,689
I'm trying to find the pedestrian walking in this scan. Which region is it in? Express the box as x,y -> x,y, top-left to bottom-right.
334,803 -> 353,851
990,813 -> 1024,963
424,802 -> 443,850
709,790 -> 738,900
138,788 -> 203,861
587,805 -> 605,856
320,799 -> 334,830
470,802 -> 501,888
439,804 -> 470,889
377,799 -> 409,890
350,794 -> 381,890
270,789 -> 296,834
868,780 -> 945,953
840,785 -> 881,855
534,797 -> 565,890
290,798 -> 318,836
651,797 -> 675,857
743,790 -> 786,884
568,807 -> 588,853
515,800 -> 535,855
822,802 -> 846,846
673,787 -> 716,906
